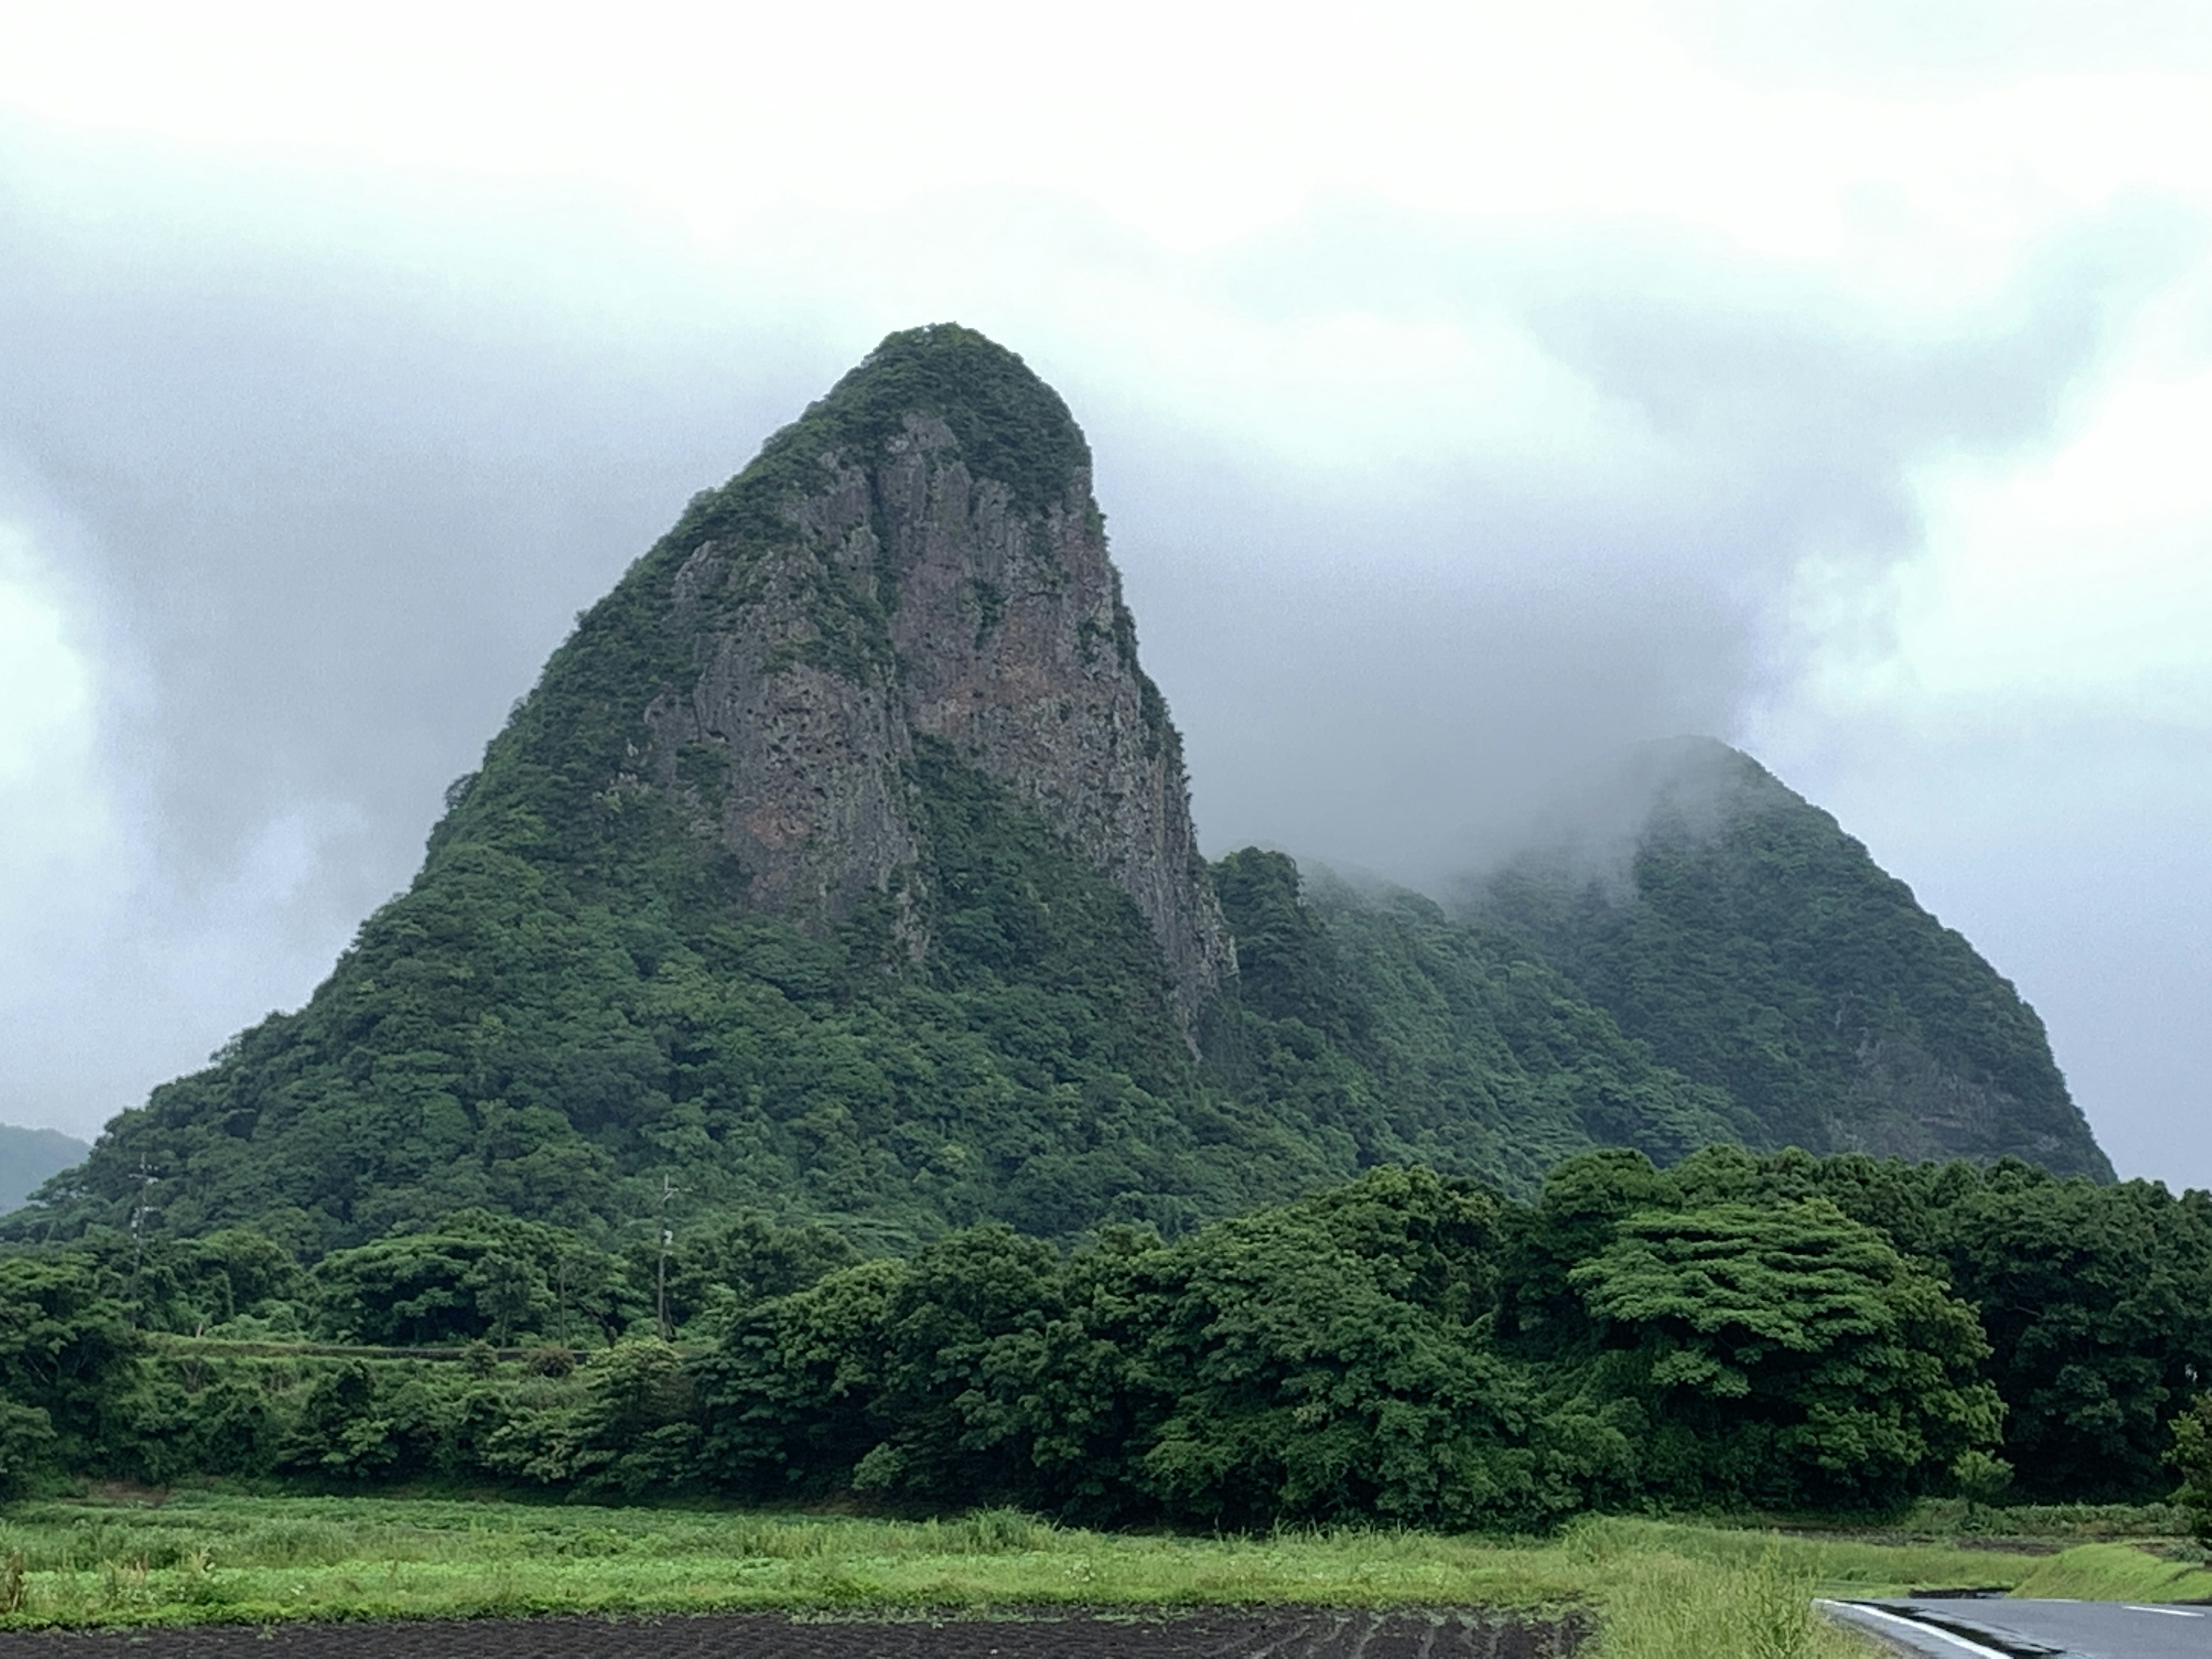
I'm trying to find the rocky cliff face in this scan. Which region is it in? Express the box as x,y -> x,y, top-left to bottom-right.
626,327 -> 1232,1025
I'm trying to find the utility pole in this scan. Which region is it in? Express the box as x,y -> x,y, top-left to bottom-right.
127,1157 -> 158,1327
556,1256 -> 571,1350
656,1175 -> 683,1342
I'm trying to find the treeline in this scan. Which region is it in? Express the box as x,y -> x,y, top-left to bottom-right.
3,1149 -> 2209,1529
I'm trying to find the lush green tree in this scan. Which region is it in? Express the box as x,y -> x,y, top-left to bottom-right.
2166,1393 -> 2212,1543
1567,1199 -> 2001,1508
82,1226 -> 306,1335
0,1255 -> 139,1479
1661,1148 -> 2212,1502
662,1212 -> 861,1335
312,1212 -> 637,1346
1498,1148 -> 1683,1363
533,1337 -> 702,1498
695,1257 -> 908,1497
0,1399 -> 56,1497
1926,1165 -> 2212,1500
117,1365 -> 283,1484
698,1168 -> 1647,1527
1127,1168 -> 1550,1529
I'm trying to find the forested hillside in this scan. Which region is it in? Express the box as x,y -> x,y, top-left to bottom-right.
1465,738 -> 2111,1180
24,835 -> 1744,1251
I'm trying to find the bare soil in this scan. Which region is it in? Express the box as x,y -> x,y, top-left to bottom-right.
0,1607 -> 1589,1659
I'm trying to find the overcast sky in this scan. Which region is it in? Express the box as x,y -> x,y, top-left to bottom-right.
2,1 -> 2208,1190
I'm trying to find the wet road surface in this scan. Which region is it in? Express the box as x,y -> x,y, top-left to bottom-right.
1823,1595 -> 2210,1659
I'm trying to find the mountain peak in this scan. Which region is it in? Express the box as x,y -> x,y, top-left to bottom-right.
1464,740 -> 2113,1179
813,324 -> 1091,513
446,323 -> 1230,1019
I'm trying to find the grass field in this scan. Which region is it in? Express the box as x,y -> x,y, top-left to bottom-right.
0,1492 -> 2202,1653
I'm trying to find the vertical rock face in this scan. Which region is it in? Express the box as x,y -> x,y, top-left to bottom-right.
634,326 -> 1233,1025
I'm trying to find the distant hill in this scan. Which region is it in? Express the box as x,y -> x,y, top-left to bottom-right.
1459,738 -> 2111,1179
19,331 -> 2108,1256
0,1124 -> 89,1215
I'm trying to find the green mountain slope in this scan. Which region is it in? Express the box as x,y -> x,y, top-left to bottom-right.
30,825 -> 1726,1251
1461,738 -> 2111,1179
0,1124 -> 89,1214
1208,852 -> 1746,1196
28,328 -> 1740,1252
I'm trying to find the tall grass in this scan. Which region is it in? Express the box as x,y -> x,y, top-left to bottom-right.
1591,1547 -> 1878,1659
2010,1542 -> 2212,1602
0,1494 -> 2057,1636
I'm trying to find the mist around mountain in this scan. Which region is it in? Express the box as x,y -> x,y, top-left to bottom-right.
0,1123 -> 88,1215
1459,738 -> 2111,1181
20,327 -> 2112,1256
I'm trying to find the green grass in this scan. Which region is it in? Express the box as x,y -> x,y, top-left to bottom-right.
0,1494 -> 2071,1639
2009,1541 -> 2212,1602
1586,1545 -> 1874,1659
1556,1517 -> 2041,1599
1890,1498 -> 2190,1539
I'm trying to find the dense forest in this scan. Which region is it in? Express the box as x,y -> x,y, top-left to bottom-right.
3,1149 -> 2209,1529
22,825 -> 2095,1254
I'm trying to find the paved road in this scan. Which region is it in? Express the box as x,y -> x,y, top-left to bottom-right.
1822,1596 -> 2210,1659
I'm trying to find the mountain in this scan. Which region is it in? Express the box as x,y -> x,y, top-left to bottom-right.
0,1124 -> 89,1215
1459,737 -> 2112,1180
24,331 -> 2108,1256
30,327 -> 1755,1251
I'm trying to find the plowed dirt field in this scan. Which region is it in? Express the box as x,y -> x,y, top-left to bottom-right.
0,1608 -> 1588,1659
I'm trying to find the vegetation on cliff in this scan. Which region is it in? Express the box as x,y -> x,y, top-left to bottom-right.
29,822 -> 1742,1253
1466,739 -> 2110,1180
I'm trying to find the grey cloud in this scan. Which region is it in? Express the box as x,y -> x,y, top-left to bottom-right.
1099,202 -> 2165,877
1,180 -> 819,899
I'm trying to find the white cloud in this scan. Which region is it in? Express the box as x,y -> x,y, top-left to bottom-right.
4,1 -> 2208,284
1766,247 -> 2212,734
0,521 -> 109,873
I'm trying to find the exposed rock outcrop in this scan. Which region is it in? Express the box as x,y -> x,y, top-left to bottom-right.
635,327 -> 1233,1025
